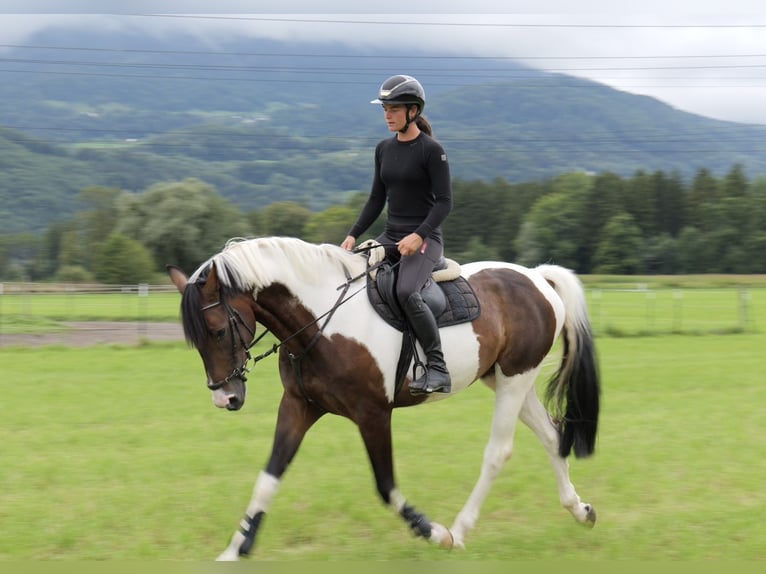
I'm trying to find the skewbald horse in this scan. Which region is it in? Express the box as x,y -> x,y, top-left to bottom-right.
167,236 -> 600,561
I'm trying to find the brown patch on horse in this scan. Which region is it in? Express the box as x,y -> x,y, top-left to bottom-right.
468,268 -> 558,379
253,283 -> 427,416
301,334 -> 428,413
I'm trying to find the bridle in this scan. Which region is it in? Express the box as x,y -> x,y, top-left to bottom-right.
200,298 -> 260,391
197,251 -> 396,399
197,263 -> 360,396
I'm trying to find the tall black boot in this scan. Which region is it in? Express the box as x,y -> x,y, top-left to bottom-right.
403,292 -> 451,395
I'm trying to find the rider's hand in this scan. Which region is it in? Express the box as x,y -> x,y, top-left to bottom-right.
397,233 -> 424,257
341,236 -> 356,251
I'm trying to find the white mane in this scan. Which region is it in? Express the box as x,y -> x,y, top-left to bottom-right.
189,237 -> 368,292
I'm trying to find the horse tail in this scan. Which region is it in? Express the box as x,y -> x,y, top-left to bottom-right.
536,264 -> 601,459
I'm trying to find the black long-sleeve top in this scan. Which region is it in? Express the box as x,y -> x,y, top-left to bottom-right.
349,132 -> 452,242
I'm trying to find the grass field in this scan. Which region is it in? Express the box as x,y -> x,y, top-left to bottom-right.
1,276 -> 764,561
1,329 -> 764,561
2,284 -> 765,338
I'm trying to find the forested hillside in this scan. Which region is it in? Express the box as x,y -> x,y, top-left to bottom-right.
2,31 -> 766,234
2,164 -> 765,283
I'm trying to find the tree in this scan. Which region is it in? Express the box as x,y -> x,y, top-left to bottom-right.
676,226 -> 710,273
55,265 -> 95,283
514,220 -> 545,268
592,212 -> 643,274
642,233 -> 677,274
654,170 -> 685,237
0,234 -> 9,279
625,170 -> 658,237
454,236 -> 500,263
722,163 -> 748,198
115,178 -> 250,273
687,168 -> 719,232
515,173 -> 592,270
446,178 -> 510,258
257,201 -> 312,238
77,186 -> 123,268
492,179 -> 548,262
27,222 -> 70,280
92,233 -> 156,284
302,205 -> 357,245
584,172 -> 627,268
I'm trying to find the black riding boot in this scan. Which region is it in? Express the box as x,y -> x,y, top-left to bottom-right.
403,292 -> 452,395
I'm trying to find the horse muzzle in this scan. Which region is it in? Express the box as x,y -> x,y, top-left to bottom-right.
210,378 -> 247,411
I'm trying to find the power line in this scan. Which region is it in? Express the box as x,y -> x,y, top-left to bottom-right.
2,68 -> 765,90
122,14 -> 766,29
5,55 -> 766,74
4,43 -> 766,61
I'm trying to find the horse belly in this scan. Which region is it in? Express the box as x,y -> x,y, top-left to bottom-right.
438,322 -> 482,394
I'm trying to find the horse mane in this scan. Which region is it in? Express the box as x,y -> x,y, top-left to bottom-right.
190,237 -> 367,292
180,237 -> 367,347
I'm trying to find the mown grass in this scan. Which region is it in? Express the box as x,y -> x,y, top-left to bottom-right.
1,282 -> 765,338
0,291 -> 181,324
1,331 -> 764,561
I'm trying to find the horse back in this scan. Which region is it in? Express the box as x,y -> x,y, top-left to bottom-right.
466,264 -> 560,378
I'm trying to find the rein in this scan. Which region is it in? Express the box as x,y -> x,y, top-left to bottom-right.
202,248 -> 398,404
249,247 -> 398,367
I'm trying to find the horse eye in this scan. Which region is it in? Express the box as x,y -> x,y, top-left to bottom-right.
214,329 -> 226,341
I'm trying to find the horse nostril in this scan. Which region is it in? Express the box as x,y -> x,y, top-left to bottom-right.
226,396 -> 242,411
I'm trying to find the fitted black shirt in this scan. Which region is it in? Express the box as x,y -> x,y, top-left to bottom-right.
349,132 -> 452,242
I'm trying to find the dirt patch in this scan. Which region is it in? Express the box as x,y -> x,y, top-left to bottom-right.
0,322 -> 185,348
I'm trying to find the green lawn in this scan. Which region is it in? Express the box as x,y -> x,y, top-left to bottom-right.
1,284 -> 765,337
1,331 -> 764,561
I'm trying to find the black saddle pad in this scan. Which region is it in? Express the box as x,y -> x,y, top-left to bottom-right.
367,263 -> 481,332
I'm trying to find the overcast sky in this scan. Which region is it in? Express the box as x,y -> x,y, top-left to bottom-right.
2,0 -> 766,124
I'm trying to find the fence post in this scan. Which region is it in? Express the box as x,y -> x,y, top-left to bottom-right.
673,289 -> 683,333
138,283 -> 149,337
646,289 -> 656,332
739,288 -> 750,332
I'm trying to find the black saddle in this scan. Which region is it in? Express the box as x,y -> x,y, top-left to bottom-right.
367,259 -> 481,332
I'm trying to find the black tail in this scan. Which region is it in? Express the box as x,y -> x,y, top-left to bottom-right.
536,265 -> 601,458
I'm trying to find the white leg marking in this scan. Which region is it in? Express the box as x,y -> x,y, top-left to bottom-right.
389,488 -> 407,514
519,388 -> 594,525
451,366 -> 537,548
390,488 -> 454,548
216,472 -> 281,561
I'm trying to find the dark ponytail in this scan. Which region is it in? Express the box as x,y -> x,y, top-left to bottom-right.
416,115 -> 432,136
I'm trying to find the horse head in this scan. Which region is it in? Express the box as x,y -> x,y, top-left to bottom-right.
167,263 -> 257,411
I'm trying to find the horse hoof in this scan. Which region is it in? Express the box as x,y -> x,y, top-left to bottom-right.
430,523 -> 455,549
216,548 -> 240,561
583,504 -> 597,528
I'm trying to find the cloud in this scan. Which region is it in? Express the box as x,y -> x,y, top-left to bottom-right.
1,2 -> 765,124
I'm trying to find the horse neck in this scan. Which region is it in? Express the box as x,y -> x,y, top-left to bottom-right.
252,281 -> 334,349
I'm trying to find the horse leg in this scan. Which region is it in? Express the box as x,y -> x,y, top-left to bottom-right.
216,393 -> 324,561
357,411 -> 454,548
450,366 -> 534,548
519,386 -> 597,527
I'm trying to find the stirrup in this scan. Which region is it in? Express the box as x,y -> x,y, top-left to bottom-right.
409,369 -> 451,396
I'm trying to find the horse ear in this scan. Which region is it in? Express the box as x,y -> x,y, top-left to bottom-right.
166,265 -> 188,294
200,261 -> 221,299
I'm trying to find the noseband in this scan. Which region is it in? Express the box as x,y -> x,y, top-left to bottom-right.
201,298 -> 259,391
197,262 -> 369,401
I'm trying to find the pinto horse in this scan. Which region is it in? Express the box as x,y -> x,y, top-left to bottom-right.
167,236 -> 600,561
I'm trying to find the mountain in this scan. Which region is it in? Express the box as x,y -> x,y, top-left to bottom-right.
2,29 -> 766,233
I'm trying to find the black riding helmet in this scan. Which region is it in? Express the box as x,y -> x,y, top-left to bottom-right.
371,75 -> 425,133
